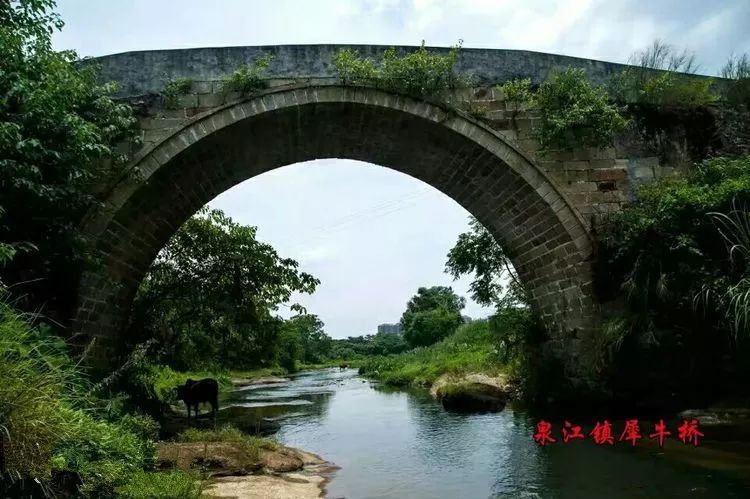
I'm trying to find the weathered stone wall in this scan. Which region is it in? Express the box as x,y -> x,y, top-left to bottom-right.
130,78 -> 669,230
94,44 -> 637,98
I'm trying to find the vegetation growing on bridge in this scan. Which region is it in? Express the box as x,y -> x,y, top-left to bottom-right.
593,155 -> 750,406
611,40 -> 717,109
219,53 -> 273,95
497,68 -> 630,151
161,76 -> 193,109
333,41 -> 467,100
722,53 -> 750,109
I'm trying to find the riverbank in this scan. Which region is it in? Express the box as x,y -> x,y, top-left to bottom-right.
155,374 -> 339,498
358,320 -> 507,388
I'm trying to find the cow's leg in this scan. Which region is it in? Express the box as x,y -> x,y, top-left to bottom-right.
186,403 -> 191,420
194,404 -> 200,417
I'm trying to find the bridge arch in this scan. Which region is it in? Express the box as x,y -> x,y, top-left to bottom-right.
75,84 -> 597,370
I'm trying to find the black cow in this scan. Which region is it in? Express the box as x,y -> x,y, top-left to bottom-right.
176,378 -> 219,419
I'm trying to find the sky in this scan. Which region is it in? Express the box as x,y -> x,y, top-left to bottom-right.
52,1 -> 750,338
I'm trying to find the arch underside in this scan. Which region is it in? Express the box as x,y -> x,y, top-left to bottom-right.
75,86 -> 597,370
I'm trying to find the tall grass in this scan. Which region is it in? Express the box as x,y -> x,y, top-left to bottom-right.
707,204 -> 750,338
0,301 -> 77,480
0,298 -> 160,496
116,469 -> 201,499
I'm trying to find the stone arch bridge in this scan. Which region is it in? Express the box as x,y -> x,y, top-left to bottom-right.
75,45 -> 674,378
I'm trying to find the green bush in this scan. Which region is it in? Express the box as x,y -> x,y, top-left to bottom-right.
161,77 -> 193,109
611,40 -> 718,108
496,78 -> 533,109
220,54 -> 273,94
533,67 -> 628,151
595,155 -> 750,405
333,41 -> 467,100
53,407 -> 156,497
636,71 -> 716,107
116,469 -> 201,499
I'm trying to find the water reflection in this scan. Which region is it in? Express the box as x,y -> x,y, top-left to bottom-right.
229,368 -> 750,499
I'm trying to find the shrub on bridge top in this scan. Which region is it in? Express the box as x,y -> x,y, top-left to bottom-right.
611,40 -> 718,108
333,41 -> 468,100
219,53 -> 273,95
161,76 -> 193,109
496,78 -> 534,108
532,67 -> 628,151
721,53 -> 750,110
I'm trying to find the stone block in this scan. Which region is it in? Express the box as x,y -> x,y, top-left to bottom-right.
591,168 -> 626,182
633,165 -> 655,179
569,181 -> 598,192
563,160 -> 589,171
176,94 -> 198,108
198,92 -> 227,108
589,159 -> 616,169
191,81 -> 213,94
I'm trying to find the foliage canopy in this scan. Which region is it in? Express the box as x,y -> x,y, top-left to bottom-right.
399,286 -> 465,347
130,207 -> 319,370
0,0 -> 138,311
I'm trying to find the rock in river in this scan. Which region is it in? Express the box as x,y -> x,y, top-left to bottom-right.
432,373 -> 510,413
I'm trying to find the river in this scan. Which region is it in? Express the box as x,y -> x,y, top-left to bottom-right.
225,368 -> 750,499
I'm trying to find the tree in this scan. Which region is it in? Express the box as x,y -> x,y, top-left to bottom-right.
129,207 -> 320,370
282,314 -> 332,364
445,217 -> 528,309
276,323 -> 303,373
0,0 -> 138,313
369,331 -> 408,356
400,286 -> 465,347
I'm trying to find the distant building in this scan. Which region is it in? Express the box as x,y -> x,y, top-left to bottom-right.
377,323 -> 402,335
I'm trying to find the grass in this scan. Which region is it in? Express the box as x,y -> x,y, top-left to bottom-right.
116,469 -> 201,499
178,424 -> 279,460
358,320 -> 503,387
0,303 -> 73,480
0,299 -> 162,497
